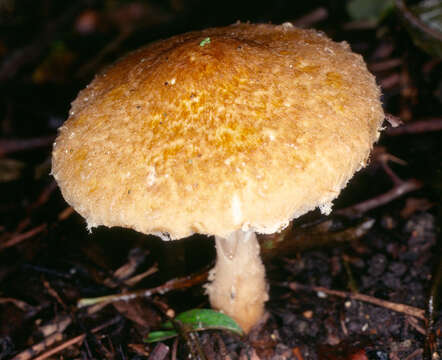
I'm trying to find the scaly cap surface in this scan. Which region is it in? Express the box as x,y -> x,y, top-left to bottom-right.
52,23 -> 384,239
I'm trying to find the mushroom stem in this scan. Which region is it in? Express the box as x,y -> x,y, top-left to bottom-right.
206,230 -> 268,333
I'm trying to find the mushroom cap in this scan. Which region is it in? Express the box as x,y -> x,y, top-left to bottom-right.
52,22 -> 384,240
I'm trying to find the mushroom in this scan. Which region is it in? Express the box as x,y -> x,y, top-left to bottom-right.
52,22 -> 384,333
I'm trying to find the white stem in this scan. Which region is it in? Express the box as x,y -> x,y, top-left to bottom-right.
205,230 -> 268,333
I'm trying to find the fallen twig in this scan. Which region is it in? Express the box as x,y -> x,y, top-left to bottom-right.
0,136 -> 55,157
76,29 -> 132,78
103,249 -> 152,288
58,206 -> 74,221
11,315 -> 72,360
29,317 -> 120,360
369,58 -> 402,73
425,253 -> 442,358
380,73 -> 401,89
291,7 -> 328,28
406,316 -> 426,335
78,270 -> 209,308
213,333 -> 230,360
124,264 -> 158,287
170,318 -> 207,360
171,338 -> 179,360
75,2 -> 173,78
261,218 -> 375,260
404,348 -> 424,360
337,145 -> 423,217
0,223 -> 47,252
336,178 -> 422,217
42,278 -> 67,310
12,333 -> 63,360
0,297 -> 33,312
292,347 -> 304,360
149,343 -> 170,360
279,281 -> 425,320
27,180 -> 58,213
385,118 -> 442,136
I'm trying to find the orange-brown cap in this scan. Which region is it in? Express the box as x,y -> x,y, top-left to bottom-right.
52,22 -> 384,240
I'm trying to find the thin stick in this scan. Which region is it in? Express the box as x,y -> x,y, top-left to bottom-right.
0,136 -> 55,156
0,297 -> 33,311
282,281 -> 425,320
291,7 -> 328,28
124,264 -> 158,287
171,338 -> 178,360
78,270 -> 208,308
380,73 -> 400,89
336,178 -> 422,217
292,347 -> 305,360
11,316 -> 72,360
76,30 -> 131,78
385,118 -> 442,136
58,207 -> 74,221
406,316 -> 425,335
0,224 -> 47,251
30,317 -> 120,360
149,343 -> 170,360
369,58 -> 402,72
404,349 -> 423,360
12,333 -> 63,360
27,181 -> 58,213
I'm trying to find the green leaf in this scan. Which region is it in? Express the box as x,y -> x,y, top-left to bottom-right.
144,330 -> 179,343
162,309 -> 244,335
397,0 -> 442,57
144,309 -> 244,343
347,0 -> 394,23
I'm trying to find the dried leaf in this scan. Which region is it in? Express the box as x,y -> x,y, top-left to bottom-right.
0,158 -> 25,182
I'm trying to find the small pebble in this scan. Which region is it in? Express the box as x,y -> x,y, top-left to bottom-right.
302,310 -> 313,319
317,291 -> 327,298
